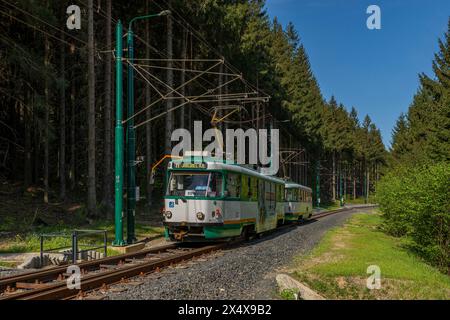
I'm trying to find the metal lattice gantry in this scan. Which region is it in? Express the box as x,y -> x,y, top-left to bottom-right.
122,57 -> 270,129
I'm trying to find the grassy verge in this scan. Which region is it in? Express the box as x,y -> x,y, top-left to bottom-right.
318,202 -> 342,211
0,261 -> 18,268
344,197 -> 367,205
288,213 -> 450,299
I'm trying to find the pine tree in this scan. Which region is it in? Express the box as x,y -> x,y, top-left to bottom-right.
87,0 -> 97,216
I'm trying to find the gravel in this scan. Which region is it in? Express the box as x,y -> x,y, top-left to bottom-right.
105,207 -> 375,300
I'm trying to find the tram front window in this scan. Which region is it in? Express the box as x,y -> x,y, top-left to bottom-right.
167,172 -> 222,197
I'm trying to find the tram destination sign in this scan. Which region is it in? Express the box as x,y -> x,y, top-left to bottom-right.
172,162 -> 208,170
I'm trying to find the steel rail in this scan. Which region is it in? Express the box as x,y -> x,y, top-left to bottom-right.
2,244 -> 225,300
0,243 -> 177,293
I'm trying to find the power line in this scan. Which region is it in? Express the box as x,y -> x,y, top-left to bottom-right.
0,0 -> 88,46
0,8 -> 83,50
155,0 -> 269,99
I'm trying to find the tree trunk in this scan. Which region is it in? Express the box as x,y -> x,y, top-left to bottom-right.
70,79 -> 76,190
180,29 -> 187,129
33,104 -> 40,186
102,0 -> 113,214
352,162 -> 356,200
44,35 -> 50,204
165,0 -> 174,155
24,96 -> 32,187
59,30 -> 66,201
217,63 -> 223,134
343,163 -> 346,200
87,0 -> 97,216
187,32 -> 192,131
145,0 -> 153,208
331,150 -> 336,202
366,164 -> 370,203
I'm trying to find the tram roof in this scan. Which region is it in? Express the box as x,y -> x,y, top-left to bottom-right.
284,182 -> 312,192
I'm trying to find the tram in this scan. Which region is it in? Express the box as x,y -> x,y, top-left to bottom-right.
162,156 -> 312,241
284,182 -> 313,222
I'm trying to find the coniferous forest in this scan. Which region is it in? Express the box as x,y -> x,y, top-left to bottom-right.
0,1 -> 448,271
0,0 -> 385,215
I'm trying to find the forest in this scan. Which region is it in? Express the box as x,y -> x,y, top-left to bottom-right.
0,0 -> 386,224
377,19 -> 450,272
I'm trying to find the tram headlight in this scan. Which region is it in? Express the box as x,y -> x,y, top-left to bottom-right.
165,211 -> 172,219
196,212 -> 205,220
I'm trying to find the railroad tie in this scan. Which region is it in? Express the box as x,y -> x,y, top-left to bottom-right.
15,282 -> 51,290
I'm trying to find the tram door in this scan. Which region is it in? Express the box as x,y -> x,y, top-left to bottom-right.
257,180 -> 266,233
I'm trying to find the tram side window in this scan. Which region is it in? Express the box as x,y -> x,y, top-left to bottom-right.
277,185 -> 283,202
241,175 -> 252,200
251,177 -> 258,201
265,182 -> 275,207
226,173 -> 241,198
286,189 -> 294,201
209,172 -> 223,197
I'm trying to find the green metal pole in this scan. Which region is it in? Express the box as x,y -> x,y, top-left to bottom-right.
316,160 -> 320,208
113,20 -> 125,246
124,12 -> 170,244
126,29 -> 136,244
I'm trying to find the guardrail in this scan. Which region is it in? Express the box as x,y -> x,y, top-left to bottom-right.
39,229 -> 107,267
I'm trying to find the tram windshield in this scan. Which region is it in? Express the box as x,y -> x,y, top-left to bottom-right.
166,171 -> 223,197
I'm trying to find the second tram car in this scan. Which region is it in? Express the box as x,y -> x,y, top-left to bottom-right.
284,182 -> 313,222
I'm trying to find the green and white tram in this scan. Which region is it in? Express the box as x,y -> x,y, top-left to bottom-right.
163,157 -> 286,241
284,182 -> 313,222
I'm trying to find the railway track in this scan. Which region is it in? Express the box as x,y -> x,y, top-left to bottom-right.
312,204 -> 377,220
0,205 -> 376,300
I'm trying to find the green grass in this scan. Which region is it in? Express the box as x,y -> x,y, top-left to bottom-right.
344,197 -> 367,205
290,213 -> 450,299
0,261 -> 18,268
318,202 -> 342,211
280,289 -> 299,300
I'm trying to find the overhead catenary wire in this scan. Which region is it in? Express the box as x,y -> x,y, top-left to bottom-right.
126,58 -> 266,127
133,75 -> 242,129
73,0 -> 271,128
154,0 -> 270,99
123,59 -> 225,123
0,8 -> 83,50
132,63 -> 239,77
0,1 -> 87,47
126,57 -> 268,127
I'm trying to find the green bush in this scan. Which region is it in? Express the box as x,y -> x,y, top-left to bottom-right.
376,162 -> 450,272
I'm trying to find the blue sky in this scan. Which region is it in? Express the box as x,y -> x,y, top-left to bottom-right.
265,0 -> 450,148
